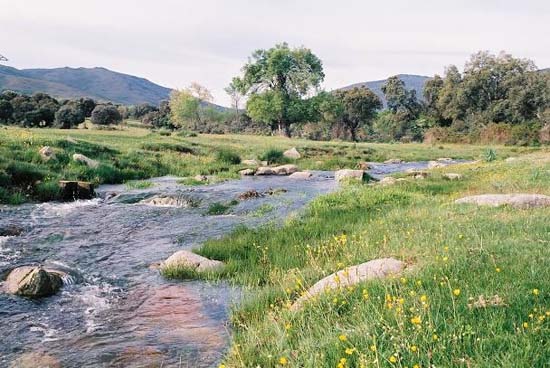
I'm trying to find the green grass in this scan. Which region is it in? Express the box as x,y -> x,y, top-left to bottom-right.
124,180 -> 154,190
169,153 -> 549,367
0,126 -> 544,205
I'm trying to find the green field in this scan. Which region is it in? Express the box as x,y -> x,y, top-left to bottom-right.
0,125 -> 542,204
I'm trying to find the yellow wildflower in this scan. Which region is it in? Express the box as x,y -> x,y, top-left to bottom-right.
533,289 -> 540,296
345,347 -> 355,355
453,289 -> 461,296
369,345 -> 377,352
389,355 -> 397,363
410,316 -> 422,325
420,294 -> 428,303
523,322 -> 529,328
495,267 -> 501,273
339,334 -> 347,342
410,345 -> 418,352
219,364 -> 226,368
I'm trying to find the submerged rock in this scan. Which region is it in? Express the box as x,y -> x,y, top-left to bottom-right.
72,153 -> 99,168
288,171 -> 312,179
4,266 -> 63,298
238,190 -> 264,200
9,352 -> 61,368
334,169 -> 365,182
283,147 -> 301,159
0,225 -> 24,237
161,250 -> 224,273
140,195 -> 199,208
38,146 -> 56,161
291,258 -> 405,310
455,194 -> 550,209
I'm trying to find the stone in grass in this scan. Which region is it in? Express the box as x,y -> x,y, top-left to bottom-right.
161,250 -> 224,275
242,159 -> 260,166
72,153 -> 99,168
4,266 -> 63,298
288,171 -> 312,179
428,160 -> 446,169
379,177 -> 397,185
334,169 -> 365,182
38,146 -> 56,161
455,194 -> 550,209
194,174 -> 208,182
291,258 -> 405,310
283,147 -> 301,159
443,173 -> 463,181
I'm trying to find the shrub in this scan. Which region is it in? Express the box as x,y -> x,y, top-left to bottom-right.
91,105 -> 122,125
215,149 -> 241,165
259,149 -> 289,165
483,148 -> 497,162
5,161 -> 46,186
55,104 -> 85,129
34,181 -> 61,202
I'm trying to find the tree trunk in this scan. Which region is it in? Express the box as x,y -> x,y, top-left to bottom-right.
350,128 -> 357,142
278,122 -> 291,137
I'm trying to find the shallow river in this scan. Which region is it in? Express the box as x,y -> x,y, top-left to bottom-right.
0,161 -> 447,367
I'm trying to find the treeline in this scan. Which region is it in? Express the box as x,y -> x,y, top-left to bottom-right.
1,45 -> 549,145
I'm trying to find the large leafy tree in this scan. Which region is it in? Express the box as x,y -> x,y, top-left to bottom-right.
381,76 -> 422,121
334,87 -> 382,141
169,83 -> 214,130
233,43 -> 324,137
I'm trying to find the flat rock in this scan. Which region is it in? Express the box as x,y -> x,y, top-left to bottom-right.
283,147 -> 301,159
384,158 -> 403,164
161,250 -> 224,273
239,168 -> 255,176
273,164 -> 298,175
428,160 -> 446,169
4,266 -> 63,298
242,159 -> 260,166
255,167 -> 276,176
379,177 -> 396,185
455,194 -> 550,209
289,171 -> 312,179
443,173 -> 463,180
335,169 -> 365,182
505,157 -> 518,163
194,174 -> 208,182
73,153 -> 99,168
291,258 -> 405,310
437,157 -> 453,162
38,146 -> 56,161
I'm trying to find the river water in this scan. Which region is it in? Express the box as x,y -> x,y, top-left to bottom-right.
0,162 -> 448,367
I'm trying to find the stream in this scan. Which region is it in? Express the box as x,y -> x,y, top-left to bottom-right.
0,161 -> 453,367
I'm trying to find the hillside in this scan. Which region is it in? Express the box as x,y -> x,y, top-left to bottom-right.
340,74 -> 430,107
0,65 -> 172,105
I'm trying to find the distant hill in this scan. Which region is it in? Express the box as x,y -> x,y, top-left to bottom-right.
0,65 -> 172,105
340,74 -> 431,107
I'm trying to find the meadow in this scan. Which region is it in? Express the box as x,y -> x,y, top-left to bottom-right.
0,124 -> 540,204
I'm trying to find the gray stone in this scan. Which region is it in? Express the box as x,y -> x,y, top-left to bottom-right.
291,258 -> 405,310
428,160 -> 446,169
283,147 -> 301,159
455,194 -> 550,209
4,266 -> 63,298
38,146 -> 56,161
239,168 -> 255,176
443,173 -> 463,180
73,153 -> 99,168
161,250 -> 224,273
194,174 -> 208,182
289,171 -> 312,179
255,167 -> 276,176
437,157 -> 453,162
384,158 -> 403,164
273,164 -> 298,175
335,169 -> 365,182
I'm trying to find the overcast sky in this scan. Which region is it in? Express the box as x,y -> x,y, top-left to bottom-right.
1,0 -> 549,106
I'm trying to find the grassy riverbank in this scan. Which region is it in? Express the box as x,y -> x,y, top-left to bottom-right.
0,125 -> 541,204
173,152 -> 549,367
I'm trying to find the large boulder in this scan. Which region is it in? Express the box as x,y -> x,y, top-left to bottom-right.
38,146 -> 56,161
455,194 -> 550,209
283,147 -> 301,159
255,167 -> 276,176
289,171 -> 312,179
292,258 -> 405,310
4,266 -> 63,298
73,153 -> 99,168
239,168 -> 255,176
335,169 -> 365,182
273,164 -> 298,175
161,250 -> 224,273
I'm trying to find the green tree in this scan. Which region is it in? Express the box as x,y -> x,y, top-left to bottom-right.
169,89 -> 200,130
233,43 -> 324,137
334,87 -> 382,141
0,100 -> 13,123
224,77 -> 245,119
55,104 -> 85,129
382,76 -> 422,120
91,105 -> 122,125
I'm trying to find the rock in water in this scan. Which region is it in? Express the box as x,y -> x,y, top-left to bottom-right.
255,167 -> 276,176
59,181 -> 95,201
291,258 -> 405,310
283,147 -> 301,159
73,153 -> 99,168
161,250 -> 224,273
334,169 -> 365,182
0,225 -> 24,237
38,146 -> 56,161
4,266 -> 63,298
289,171 -> 312,179
273,164 -> 298,175
455,194 -> 550,209
140,195 -> 198,208
239,168 -> 255,176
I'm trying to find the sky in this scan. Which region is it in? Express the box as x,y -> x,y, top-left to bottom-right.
1,0 -> 549,106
